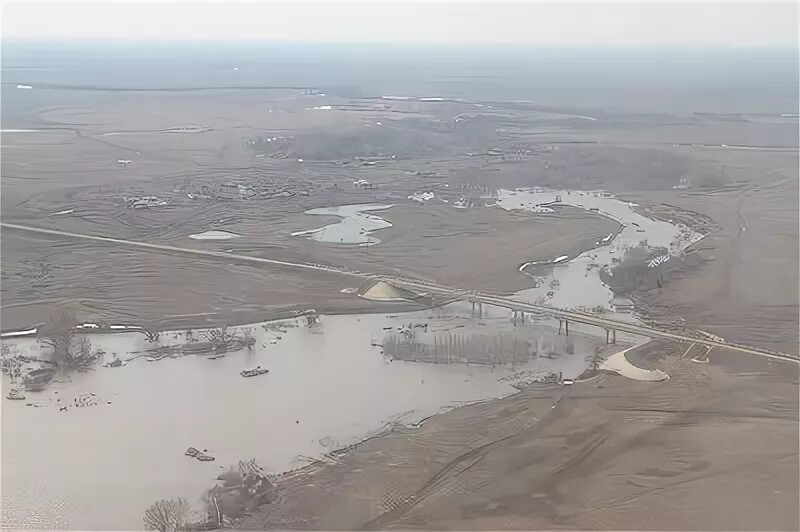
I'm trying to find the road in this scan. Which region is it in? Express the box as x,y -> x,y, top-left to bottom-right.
3,221 -> 798,364
373,275 -> 800,364
0,222 -> 366,277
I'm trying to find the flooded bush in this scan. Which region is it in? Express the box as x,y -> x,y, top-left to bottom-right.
384,331 -> 533,366
205,458 -> 275,525
200,326 -> 256,352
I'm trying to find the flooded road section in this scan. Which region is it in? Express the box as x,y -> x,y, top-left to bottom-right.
1,306 -> 596,530
290,204 -> 393,246
497,188 -> 704,311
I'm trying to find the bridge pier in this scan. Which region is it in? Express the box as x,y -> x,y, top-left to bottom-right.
471,299 -> 483,319
605,329 -> 616,344
565,319 -> 569,336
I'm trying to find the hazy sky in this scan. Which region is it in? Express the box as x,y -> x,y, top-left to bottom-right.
3,1 -> 798,47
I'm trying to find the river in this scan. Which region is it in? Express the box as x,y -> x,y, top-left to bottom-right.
497,188 -> 704,311
2,188 -> 702,529
2,307 -> 593,529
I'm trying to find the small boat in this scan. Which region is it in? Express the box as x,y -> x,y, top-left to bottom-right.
207,354 -> 225,360
185,447 -> 200,457
6,388 -> 26,400
240,366 -> 269,378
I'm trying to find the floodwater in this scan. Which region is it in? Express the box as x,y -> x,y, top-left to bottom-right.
1,306 -> 592,530
497,188 -> 704,311
2,190 -> 701,529
291,204 -> 393,246
188,230 -> 242,240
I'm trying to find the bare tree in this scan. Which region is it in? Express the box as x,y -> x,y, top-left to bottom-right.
40,311 -> 102,370
143,498 -> 189,532
238,328 -> 256,349
0,343 -> 23,382
40,310 -> 75,365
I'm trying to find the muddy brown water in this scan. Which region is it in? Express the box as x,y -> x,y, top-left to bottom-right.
1,306 -> 599,530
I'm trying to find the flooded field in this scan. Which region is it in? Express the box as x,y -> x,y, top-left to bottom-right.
1,304 -> 598,530
291,204 -> 393,246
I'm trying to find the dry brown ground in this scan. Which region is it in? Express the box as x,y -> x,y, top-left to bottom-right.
238,344 -> 799,531
625,172 -> 799,354
2,92 -> 627,331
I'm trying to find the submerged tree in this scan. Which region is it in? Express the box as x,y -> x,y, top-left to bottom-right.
0,343 -> 23,382
143,498 -> 189,532
39,310 -> 102,371
238,327 -> 256,349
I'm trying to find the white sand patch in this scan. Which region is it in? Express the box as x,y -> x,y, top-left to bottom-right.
600,345 -> 669,381
188,230 -> 241,240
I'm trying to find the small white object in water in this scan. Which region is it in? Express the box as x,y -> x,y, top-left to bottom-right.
297,158 -> 304,163
552,255 -> 569,264
49,209 -> 74,216
16,84 -> 32,89
233,67 -> 239,71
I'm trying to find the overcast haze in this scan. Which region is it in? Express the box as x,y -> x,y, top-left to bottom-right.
2,1 -> 798,46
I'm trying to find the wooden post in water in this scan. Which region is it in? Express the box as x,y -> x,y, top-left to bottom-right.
565,320 -> 569,336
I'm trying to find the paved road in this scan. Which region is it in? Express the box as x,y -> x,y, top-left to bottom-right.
0,222 -> 366,277
3,221 -> 797,364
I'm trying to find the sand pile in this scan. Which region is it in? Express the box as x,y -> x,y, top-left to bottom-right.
600,346 -> 669,381
358,280 -> 421,302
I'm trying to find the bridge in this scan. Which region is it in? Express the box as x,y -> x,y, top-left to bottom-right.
2,221 -> 798,365
367,275 -> 800,364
